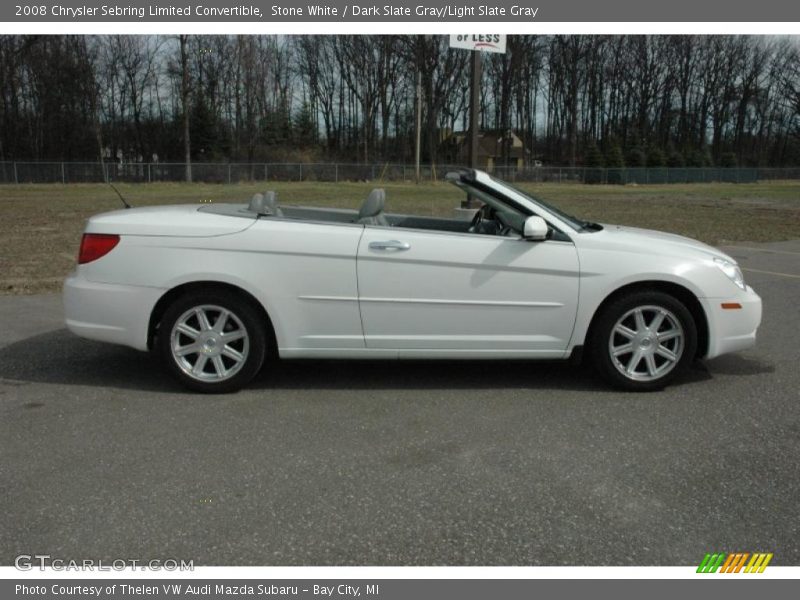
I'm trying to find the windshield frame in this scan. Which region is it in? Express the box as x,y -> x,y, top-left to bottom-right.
446,169 -> 583,236
485,174 -> 586,231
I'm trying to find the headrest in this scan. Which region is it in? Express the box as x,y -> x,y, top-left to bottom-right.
262,191 -> 279,212
358,189 -> 385,219
248,191 -> 278,215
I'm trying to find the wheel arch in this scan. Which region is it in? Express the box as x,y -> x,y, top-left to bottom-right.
583,280 -> 709,359
148,280 -> 277,352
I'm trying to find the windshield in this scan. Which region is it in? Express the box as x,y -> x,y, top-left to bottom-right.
487,175 -> 587,231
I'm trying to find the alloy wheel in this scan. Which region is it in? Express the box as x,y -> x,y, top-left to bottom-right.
608,304 -> 685,382
169,304 -> 250,382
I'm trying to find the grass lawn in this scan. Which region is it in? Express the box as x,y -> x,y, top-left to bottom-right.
1,179 -> 798,295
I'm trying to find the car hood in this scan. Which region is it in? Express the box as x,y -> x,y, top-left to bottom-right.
592,224 -> 735,262
84,204 -> 255,237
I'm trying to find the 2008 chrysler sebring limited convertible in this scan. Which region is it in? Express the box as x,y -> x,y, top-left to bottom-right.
64,170 -> 762,393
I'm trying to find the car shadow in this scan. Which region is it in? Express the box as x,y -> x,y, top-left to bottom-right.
702,354 -> 775,376
0,328 -> 722,395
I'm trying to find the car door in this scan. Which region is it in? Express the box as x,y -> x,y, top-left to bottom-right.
356,226 -> 580,355
237,218 -> 365,352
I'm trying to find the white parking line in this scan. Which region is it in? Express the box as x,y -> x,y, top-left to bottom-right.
742,267 -> 800,279
722,245 -> 800,256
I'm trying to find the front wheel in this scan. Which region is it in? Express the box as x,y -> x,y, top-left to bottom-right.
590,291 -> 697,391
158,290 -> 267,393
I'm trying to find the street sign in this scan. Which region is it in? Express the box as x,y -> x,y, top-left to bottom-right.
449,34 -> 507,54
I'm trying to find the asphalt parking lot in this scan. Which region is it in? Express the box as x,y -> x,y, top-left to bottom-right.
1,240 -> 798,566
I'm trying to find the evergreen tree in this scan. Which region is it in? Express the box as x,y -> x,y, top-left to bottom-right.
647,147 -> 666,167
293,102 -> 317,147
667,150 -> 685,168
626,146 -> 646,168
720,152 -> 738,167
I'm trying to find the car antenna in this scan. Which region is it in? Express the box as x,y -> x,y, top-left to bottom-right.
108,182 -> 132,209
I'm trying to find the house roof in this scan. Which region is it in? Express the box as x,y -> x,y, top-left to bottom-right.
447,129 -> 527,159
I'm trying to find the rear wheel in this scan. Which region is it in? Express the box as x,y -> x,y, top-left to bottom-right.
158,290 -> 266,393
590,291 -> 697,391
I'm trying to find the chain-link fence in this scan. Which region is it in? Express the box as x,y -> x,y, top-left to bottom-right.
0,161 -> 798,185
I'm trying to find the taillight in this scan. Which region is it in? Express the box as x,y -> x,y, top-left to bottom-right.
78,234 -> 120,264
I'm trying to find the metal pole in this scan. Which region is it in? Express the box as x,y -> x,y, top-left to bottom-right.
61,162 -> 65,184
414,68 -> 422,184
335,163 -> 338,183
13,161 -> 18,184
464,49 -> 482,208
469,50 -> 481,170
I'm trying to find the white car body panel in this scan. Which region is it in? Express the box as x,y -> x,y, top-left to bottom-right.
63,169 -> 762,370
73,218 -> 366,352
357,226 -> 579,355
85,204 -> 254,237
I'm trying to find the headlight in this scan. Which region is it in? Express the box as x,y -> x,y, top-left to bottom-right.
714,257 -> 746,290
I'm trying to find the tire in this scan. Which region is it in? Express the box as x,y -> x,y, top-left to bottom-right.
158,290 -> 267,393
589,290 -> 697,391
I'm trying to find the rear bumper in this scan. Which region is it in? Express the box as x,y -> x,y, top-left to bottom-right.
701,286 -> 762,359
63,273 -> 164,351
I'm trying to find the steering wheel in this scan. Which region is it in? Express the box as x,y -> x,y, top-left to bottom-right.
467,206 -> 485,233
494,211 -> 514,237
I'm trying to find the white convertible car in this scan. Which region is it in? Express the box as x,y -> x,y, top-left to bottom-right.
64,169 -> 761,393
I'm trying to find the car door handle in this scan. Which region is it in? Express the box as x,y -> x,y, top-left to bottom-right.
369,240 -> 411,251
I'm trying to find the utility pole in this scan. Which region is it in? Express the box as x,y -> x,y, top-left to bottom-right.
468,49 -> 481,171
414,69 -> 422,184
179,34 -> 192,183
448,34 -> 506,213
464,49 -> 482,208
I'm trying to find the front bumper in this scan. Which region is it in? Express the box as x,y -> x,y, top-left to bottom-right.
700,285 -> 762,359
63,273 -> 164,351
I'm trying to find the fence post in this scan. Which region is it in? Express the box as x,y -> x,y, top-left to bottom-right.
335,163 -> 338,183
61,162 -> 65,184
147,163 -> 151,183
13,161 -> 18,184
299,163 -> 303,182
227,163 -> 232,184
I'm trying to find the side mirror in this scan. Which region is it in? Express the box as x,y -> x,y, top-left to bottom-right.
523,216 -> 549,241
